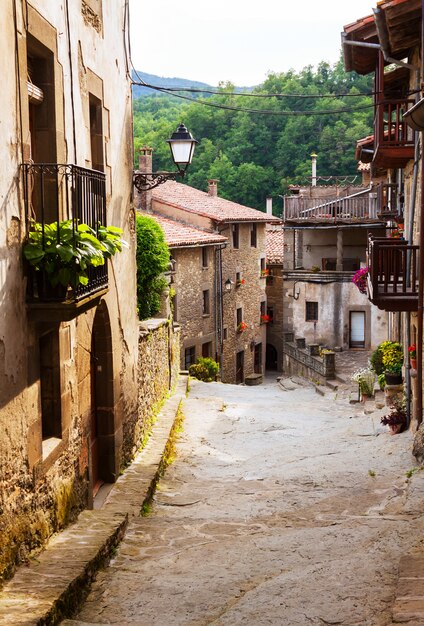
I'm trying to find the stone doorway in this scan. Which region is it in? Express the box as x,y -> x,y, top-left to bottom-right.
266,343 -> 278,370
90,301 -> 116,497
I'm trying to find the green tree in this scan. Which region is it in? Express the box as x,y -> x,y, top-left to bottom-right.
135,214 -> 170,320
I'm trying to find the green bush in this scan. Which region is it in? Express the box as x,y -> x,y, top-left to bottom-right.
136,214 -> 170,319
189,357 -> 219,382
370,346 -> 384,375
370,341 -> 403,375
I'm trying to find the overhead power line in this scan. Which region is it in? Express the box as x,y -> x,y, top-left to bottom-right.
132,79 -> 376,116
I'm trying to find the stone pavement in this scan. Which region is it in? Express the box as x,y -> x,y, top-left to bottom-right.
0,375 -> 188,626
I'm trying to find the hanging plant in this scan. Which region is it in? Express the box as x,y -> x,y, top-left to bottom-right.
352,267 -> 369,294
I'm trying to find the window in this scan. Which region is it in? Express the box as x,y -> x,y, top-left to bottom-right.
223,327 -> 228,340
260,301 -> 266,317
267,305 -> 274,324
89,93 -> 104,172
306,301 -> 318,321
236,307 -> 243,326
202,342 -> 212,358
202,247 -> 209,268
184,346 -> 196,370
202,289 -> 210,315
39,330 -> 62,440
232,224 -> 239,249
250,223 -> 257,248
260,258 -> 266,273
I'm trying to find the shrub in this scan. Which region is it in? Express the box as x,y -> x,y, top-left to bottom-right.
136,214 -> 170,319
370,341 -> 403,375
189,357 -> 219,382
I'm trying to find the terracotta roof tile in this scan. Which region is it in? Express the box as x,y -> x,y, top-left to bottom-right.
266,229 -> 284,264
152,181 -> 281,224
150,213 -> 227,248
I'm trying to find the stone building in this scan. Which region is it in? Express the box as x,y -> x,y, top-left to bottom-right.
280,176 -> 388,355
342,0 -> 424,434
136,173 -> 281,383
149,214 -> 227,370
0,1 -> 139,580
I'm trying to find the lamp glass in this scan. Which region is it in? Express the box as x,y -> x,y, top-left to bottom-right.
167,123 -> 198,172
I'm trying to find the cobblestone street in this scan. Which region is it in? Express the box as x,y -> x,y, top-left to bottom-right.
65,376 -> 424,626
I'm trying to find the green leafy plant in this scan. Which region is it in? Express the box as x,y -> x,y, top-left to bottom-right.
136,214 -> 170,319
370,341 -> 403,376
189,357 -> 219,382
23,220 -> 126,289
378,373 -> 386,390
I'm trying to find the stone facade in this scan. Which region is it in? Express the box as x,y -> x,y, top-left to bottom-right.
138,180 -> 279,384
0,1 -> 141,581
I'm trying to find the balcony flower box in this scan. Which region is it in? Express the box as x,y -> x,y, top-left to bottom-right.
237,322 -> 247,333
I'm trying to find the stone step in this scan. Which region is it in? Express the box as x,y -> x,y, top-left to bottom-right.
0,376 -> 188,626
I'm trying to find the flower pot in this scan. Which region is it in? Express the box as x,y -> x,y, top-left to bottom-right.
389,423 -> 404,435
384,372 -> 403,386
410,358 -> 417,370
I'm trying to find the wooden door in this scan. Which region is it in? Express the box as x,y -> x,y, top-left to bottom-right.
350,311 -> 365,348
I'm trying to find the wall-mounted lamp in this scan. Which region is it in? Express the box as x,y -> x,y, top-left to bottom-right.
287,280 -> 300,300
133,123 -> 198,191
224,278 -> 233,292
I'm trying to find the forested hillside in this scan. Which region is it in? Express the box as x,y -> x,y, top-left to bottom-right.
133,59 -> 373,211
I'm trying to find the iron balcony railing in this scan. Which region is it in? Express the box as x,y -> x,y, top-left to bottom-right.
367,236 -> 419,312
22,163 -> 108,303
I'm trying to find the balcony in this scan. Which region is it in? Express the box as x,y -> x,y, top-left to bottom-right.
22,163 -> 109,321
284,187 -> 383,224
367,237 -> 418,312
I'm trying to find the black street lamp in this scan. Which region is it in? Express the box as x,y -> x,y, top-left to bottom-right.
133,123 -> 198,192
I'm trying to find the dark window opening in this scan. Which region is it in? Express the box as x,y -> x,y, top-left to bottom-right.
202,341 -> 212,358
202,247 -> 209,268
232,224 -> 239,249
39,330 -> 62,440
184,346 -> 196,370
250,223 -> 257,248
236,307 -> 243,326
322,258 -> 361,271
267,306 -> 274,324
306,301 -> 318,322
89,93 -> 104,172
202,289 -> 210,315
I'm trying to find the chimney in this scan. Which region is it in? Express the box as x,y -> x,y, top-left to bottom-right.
208,179 -> 219,197
266,196 -> 273,216
311,152 -> 317,187
137,146 -> 153,212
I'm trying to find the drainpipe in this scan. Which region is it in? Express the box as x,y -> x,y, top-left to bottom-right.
417,0 -> 424,426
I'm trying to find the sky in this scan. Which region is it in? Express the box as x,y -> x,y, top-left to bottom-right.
129,0 -> 376,87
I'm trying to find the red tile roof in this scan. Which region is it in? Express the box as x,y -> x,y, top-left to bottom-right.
266,228 -> 284,264
150,213 -> 227,248
152,181 -> 281,224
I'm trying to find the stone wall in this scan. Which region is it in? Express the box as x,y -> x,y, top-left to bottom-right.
123,320 -> 181,461
265,265 -> 285,370
282,334 -> 335,383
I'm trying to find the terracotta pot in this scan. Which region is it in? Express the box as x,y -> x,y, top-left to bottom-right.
410,358 -> 417,370
389,423 -> 403,435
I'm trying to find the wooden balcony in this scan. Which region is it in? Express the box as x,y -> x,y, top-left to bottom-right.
284,188 -> 383,224
367,237 -> 419,312
22,163 -> 109,322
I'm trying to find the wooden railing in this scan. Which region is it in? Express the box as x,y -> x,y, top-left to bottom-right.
367,236 -> 419,311
374,98 -> 415,151
284,188 -> 378,221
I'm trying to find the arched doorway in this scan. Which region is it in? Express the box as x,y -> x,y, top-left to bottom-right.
90,301 -> 116,496
266,343 -> 278,370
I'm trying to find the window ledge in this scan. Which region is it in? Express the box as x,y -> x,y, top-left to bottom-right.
42,437 -> 62,461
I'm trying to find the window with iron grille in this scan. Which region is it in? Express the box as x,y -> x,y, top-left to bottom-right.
306,301 -> 318,322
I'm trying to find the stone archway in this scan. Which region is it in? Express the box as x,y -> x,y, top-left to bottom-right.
266,343 -> 278,370
90,301 -> 116,495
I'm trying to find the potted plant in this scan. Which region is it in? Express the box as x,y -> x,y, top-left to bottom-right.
236,278 -> 245,288
381,396 -> 407,435
260,314 -> 270,324
23,220 -> 126,298
381,341 -> 404,385
408,343 -> 417,369
352,367 -> 375,401
260,268 -> 269,277
237,321 -> 247,333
